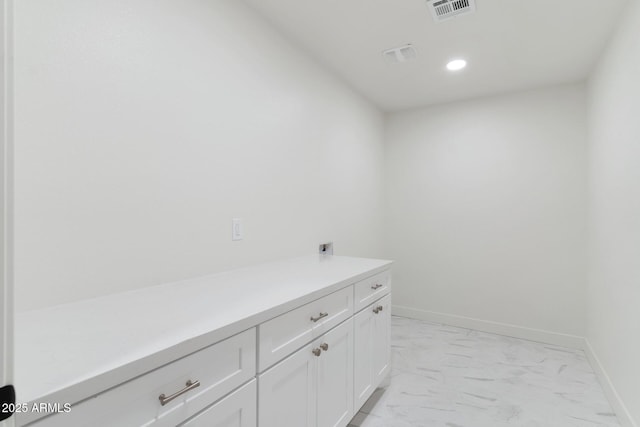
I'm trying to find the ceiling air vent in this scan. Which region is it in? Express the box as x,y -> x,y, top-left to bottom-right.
426,0 -> 476,22
382,44 -> 417,63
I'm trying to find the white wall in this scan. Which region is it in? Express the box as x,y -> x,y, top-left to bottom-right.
385,85 -> 588,337
14,0 -> 385,312
587,0 -> 640,423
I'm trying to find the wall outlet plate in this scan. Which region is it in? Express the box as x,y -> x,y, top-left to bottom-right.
232,218 -> 243,241
319,242 -> 333,255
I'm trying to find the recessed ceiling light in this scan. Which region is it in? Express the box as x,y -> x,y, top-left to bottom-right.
446,59 -> 467,71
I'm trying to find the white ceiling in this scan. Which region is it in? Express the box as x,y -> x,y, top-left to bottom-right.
243,0 -> 629,111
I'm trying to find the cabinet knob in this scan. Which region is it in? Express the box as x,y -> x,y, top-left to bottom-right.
373,307 -> 379,314
377,305 -> 383,312
312,348 -> 322,357
371,284 -> 383,290
320,343 -> 329,351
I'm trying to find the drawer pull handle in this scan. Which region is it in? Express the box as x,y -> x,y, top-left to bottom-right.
159,380 -> 201,406
310,312 -> 328,322
312,348 -> 322,357
371,284 -> 383,290
320,343 -> 329,351
373,306 -> 383,314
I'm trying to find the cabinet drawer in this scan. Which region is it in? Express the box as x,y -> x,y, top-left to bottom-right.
258,287 -> 353,371
354,270 -> 391,313
29,329 -> 256,427
179,379 -> 256,427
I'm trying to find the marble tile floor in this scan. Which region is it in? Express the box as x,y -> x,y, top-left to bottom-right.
349,316 -> 620,427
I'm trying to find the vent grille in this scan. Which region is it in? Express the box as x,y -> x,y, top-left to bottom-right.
427,0 -> 476,22
382,44 -> 418,63
453,0 -> 469,11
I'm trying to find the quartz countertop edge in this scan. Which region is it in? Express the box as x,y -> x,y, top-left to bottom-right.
15,255 -> 392,425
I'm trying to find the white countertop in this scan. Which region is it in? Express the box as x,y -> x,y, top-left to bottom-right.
15,255 -> 392,425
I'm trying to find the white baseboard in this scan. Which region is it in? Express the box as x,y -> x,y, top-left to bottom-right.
583,340 -> 638,427
392,304 -> 585,349
392,304 -> 637,427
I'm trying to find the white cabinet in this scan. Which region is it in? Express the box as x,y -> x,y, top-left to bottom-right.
19,258 -> 391,427
258,318 -> 354,427
179,380 -> 256,427
353,294 -> 391,409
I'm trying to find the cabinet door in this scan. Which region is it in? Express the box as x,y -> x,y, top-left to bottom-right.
180,380 -> 256,427
259,343 -> 316,427
353,307 -> 375,410
372,294 -> 391,385
316,319 -> 353,427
